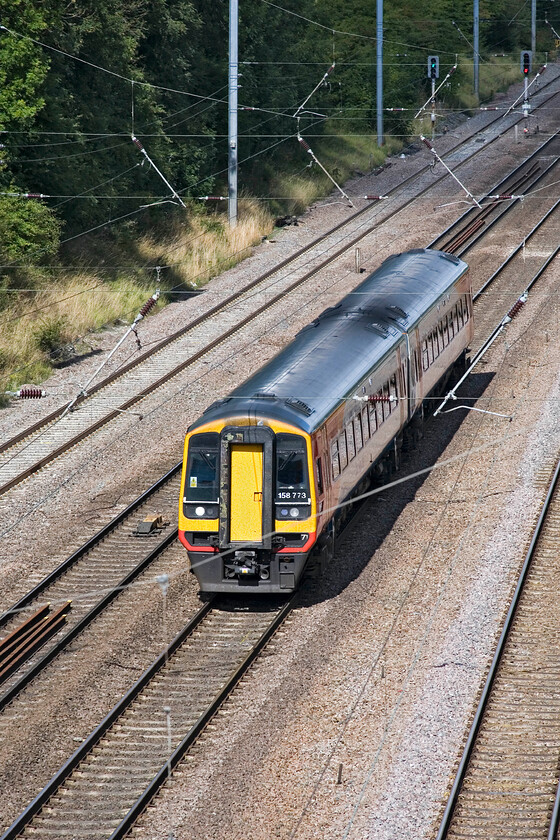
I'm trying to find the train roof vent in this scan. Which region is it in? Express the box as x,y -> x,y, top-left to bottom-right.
203,397 -> 231,414
285,396 -> 315,416
366,322 -> 390,338
385,305 -> 408,321
253,392 -> 277,400
439,251 -> 461,264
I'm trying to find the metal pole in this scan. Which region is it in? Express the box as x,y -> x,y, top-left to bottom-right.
473,0 -> 479,100
431,77 -> 436,139
376,0 -> 383,146
228,0 -> 238,228
531,0 -> 536,55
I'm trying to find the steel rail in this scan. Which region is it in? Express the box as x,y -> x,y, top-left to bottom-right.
451,152 -> 560,257
474,194 -> 560,301
0,603 -> 69,683
107,594 -> 295,840
0,461 -> 181,632
0,598 -> 214,840
0,529 -> 177,713
435,457 -> 560,840
429,130 -> 559,252
0,594 -> 296,840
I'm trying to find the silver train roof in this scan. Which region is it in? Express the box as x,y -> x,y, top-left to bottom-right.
192,249 -> 468,434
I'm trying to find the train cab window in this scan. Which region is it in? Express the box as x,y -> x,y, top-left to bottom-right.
185,432 -> 220,503
316,457 -> 324,494
275,434 -> 310,502
414,350 -> 420,382
422,339 -> 429,372
331,439 -> 340,479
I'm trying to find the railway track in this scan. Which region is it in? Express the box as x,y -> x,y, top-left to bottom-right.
435,455 -> 560,840
0,223 -> 556,834
1,77 -> 559,498
0,595 -> 294,840
0,232 -> 557,836
0,465 -> 180,712
431,132 -> 560,257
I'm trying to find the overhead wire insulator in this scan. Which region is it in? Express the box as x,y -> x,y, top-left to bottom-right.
385,108 -> 407,112
138,290 -> 160,319
13,388 -> 47,399
506,292 -> 528,321
197,196 -> 227,201
364,195 -> 388,200
368,394 -> 397,404
421,136 -> 434,150
298,136 -> 312,154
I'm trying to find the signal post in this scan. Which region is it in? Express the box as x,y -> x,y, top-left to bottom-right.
521,50 -> 532,118
427,56 -> 439,138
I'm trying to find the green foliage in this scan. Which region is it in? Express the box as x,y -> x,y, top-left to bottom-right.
33,316 -> 68,356
0,194 -> 60,264
0,0 -> 548,269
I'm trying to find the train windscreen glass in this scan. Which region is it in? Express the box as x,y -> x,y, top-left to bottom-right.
185,433 -> 219,502
275,434 -> 309,503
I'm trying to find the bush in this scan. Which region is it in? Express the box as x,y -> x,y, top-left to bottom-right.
33,317 -> 68,358
0,194 -> 61,266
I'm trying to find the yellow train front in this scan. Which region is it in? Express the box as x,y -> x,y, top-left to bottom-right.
178,413 -> 318,592
179,248 -> 472,594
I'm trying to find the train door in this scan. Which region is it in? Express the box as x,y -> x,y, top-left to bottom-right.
229,443 -> 263,542
219,426 -> 274,549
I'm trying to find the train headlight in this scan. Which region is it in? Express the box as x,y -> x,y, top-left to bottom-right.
195,506 -> 205,517
290,507 -> 299,518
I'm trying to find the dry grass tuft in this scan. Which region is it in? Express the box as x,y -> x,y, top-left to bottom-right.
0,276 -> 149,390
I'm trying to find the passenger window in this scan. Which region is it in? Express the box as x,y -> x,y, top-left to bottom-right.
422,339 -> 429,372
429,332 -> 436,362
331,439 -> 340,479
361,405 -> 370,440
339,431 -> 348,470
390,374 -> 398,409
369,399 -> 379,433
346,422 -> 356,460
354,415 -> 363,451
382,383 -> 391,420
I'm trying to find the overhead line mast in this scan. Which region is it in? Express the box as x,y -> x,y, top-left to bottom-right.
228,0 -> 239,228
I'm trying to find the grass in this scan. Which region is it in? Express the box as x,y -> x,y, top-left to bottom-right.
0,201 -> 275,393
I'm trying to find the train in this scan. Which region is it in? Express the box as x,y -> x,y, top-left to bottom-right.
178,248 -> 473,593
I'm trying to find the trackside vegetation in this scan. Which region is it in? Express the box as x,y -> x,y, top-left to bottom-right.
0,0 -> 557,392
